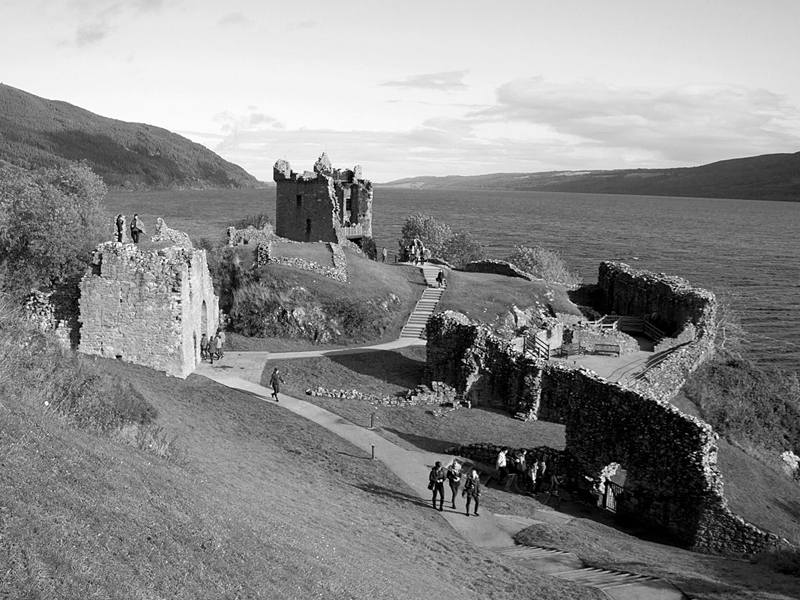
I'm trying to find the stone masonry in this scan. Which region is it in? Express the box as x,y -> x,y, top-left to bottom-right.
273,153 -> 373,245
78,240 -> 219,378
425,264 -> 784,556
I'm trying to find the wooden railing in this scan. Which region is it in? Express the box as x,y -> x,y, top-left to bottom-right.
341,224 -> 363,238
643,319 -> 665,342
524,336 -> 551,360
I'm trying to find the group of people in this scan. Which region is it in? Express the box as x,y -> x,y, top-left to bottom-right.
428,459 -> 481,517
495,447 -> 563,505
114,213 -> 146,244
200,330 -> 226,363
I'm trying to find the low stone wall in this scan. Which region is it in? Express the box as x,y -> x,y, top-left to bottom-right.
425,310 -> 781,555
151,218 -> 193,248
255,241 -> 347,282
305,381 -> 458,407
571,327 -> 639,355
460,259 -> 534,280
227,223 -> 276,246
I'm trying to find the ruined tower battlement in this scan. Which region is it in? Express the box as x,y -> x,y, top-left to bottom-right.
78,239 -> 219,378
273,153 -> 373,245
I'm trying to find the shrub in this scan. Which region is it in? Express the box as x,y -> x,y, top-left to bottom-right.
360,236 -> 378,261
399,213 -> 452,259
228,212 -> 272,230
0,162 -> 108,298
442,230 -> 487,268
505,245 -> 581,288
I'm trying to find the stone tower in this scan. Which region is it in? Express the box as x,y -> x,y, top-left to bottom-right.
273,152 -> 373,245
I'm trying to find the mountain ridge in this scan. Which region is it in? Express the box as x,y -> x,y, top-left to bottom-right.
0,83 -> 261,190
383,152 -> 800,202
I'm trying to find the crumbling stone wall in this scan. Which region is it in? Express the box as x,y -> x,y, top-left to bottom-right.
255,241 -> 348,282
78,241 -> 219,378
227,222 -> 276,246
596,262 -> 716,337
425,309 -> 781,555
273,153 -> 373,244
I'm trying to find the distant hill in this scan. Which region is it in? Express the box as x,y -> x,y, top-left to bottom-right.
384,152 -> 800,202
0,83 -> 260,190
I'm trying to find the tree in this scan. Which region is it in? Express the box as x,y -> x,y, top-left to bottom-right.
506,245 -> 581,288
442,230 -> 487,268
399,213 -> 452,260
0,161 -> 108,297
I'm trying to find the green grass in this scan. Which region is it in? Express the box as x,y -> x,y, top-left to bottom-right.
438,270 -> 581,324
271,240 -> 334,264
2,353 -> 599,600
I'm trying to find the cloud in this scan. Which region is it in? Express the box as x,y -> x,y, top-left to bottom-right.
469,77 -> 800,165
218,12 -> 247,26
75,22 -> 110,46
213,110 -> 286,135
382,70 -> 469,92
288,20 -> 316,31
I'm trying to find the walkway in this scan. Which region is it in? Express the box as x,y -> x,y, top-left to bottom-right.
196,359 -> 686,600
399,263 -> 446,339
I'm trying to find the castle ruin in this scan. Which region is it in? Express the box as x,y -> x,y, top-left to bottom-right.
273,153 -> 373,246
78,232 -> 219,379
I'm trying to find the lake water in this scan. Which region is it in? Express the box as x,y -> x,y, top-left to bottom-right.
106,187 -> 800,373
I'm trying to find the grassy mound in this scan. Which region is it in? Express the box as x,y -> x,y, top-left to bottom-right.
438,270 -> 582,323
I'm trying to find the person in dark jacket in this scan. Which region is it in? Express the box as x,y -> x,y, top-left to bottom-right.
130,214 -> 145,243
269,368 -> 285,402
463,469 -> 481,516
429,461 -> 446,511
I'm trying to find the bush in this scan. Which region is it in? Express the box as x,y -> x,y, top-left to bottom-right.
505,245 -> 581,288
228,212 -> 272,230
683,354 -> 800,455
360,236 -> 378,261
399,213 -> 452,259
442,230 -> 487,268
0,162 -> 108,298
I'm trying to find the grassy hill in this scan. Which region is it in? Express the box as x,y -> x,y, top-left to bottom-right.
384,152 -> 800,202
0,83 -> 260,190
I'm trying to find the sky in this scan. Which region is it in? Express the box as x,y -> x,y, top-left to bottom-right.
2,0 -> 800,182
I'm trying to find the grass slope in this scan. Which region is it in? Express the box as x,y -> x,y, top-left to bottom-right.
2,358 -> 599,600
0,83 -> 259,190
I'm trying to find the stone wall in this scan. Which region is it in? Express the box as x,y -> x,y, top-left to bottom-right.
596,262 -> 717,337
227,222 -> 276,246
273,153 -> 373,244
425,310 -> 782,555
78,241 -> 219,378
255,241 -> 348,282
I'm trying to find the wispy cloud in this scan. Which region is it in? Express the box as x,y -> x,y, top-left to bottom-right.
288,20 -> 316,31
469,77 -> 800,165
74,22 -> 110,46
213,110 -> 285,135
63,0 -> 169,47
218,12 -> 247,26
382,70 -> 469,92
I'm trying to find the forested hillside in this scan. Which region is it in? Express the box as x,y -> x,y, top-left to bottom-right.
0,84 -> 260,190
385,152 -> 800,202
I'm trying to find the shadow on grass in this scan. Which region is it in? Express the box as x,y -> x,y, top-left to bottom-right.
351,483 -> 430,508
328,350 -> 426,389
383,427 -> 455,454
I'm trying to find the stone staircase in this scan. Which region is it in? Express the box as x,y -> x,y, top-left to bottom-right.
496,545 -> 686,600
399,264 -> 446,339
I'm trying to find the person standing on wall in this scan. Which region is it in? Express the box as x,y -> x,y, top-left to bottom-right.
115,214 -> 125,242
462,469 -> 481,517
429,461 -> 446,511
269,367 -> 285,402
130,213 -> 146,244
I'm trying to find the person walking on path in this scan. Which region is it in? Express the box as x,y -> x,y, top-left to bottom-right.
215,329 -> 226,358
429,461 -> 446,511
435,269 -> 445,288
130,213 -> 146,244
381,246 -> 387,263
446,459 -> 462,509
210,333 -> 223,364
200,333 -> 209,361
269,368 -> 285,402
463,469 -> 481,517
